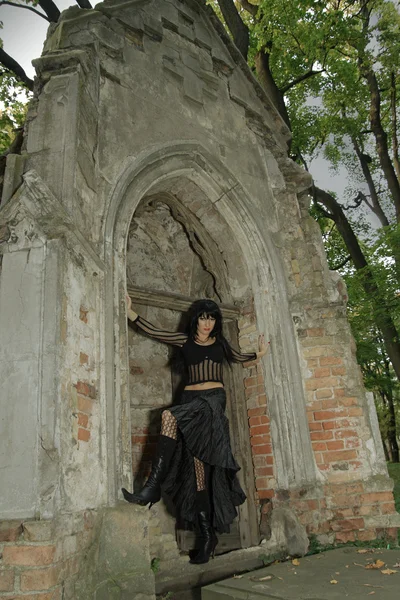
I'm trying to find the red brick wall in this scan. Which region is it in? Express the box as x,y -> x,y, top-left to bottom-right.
238,301 -> 275,503
72,305 -> 98,445
245,362 -> 275,502
274,482 -> 398,544
242,311 -> 398,543
0,512 -> 98,599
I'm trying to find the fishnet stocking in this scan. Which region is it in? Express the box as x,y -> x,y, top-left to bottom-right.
160,410 -> 206,491
194,456 -> 206,491
160,410 -> 178,440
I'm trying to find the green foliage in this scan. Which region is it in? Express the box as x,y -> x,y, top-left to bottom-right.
242,0 -> 400,228
0,70 -> 30,153
387,462 -> 400,514
0,11 -> 32,154
150,557 -> 161,574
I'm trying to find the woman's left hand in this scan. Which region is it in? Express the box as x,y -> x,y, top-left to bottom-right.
257,334 -> 270,359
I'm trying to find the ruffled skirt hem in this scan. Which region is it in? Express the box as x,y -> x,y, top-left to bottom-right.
163,388 -> 246,534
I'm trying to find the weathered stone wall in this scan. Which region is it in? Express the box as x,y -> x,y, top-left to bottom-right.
0,506 -> 155,600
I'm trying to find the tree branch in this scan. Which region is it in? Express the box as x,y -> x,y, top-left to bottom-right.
281,67 -> 325,94
343,190 -> 364,211
237,0 -> 258,18
255,46 -> 291,129
217,0 -> 250,60
0,48 -> 34,91
331,255 -> 352,270
75,0 -> 92,8
314,184 -> 400,381
0,0 -> 50,20
37,0 -> 60,22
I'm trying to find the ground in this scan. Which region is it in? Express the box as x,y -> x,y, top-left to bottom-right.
202,547 -> 400,599
167,462 -> 400,599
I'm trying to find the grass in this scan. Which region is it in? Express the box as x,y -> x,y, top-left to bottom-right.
387,462 -> 400,514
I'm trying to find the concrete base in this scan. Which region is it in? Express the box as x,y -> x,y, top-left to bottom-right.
202,547 -> 400,600
155,545 -> 284,597
93,504 -> 156,600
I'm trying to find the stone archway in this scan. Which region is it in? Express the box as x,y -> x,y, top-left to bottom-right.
125,190 -> 260,554
103,142 -> 319,543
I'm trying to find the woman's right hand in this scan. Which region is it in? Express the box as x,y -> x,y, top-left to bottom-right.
126,294 -> 138,321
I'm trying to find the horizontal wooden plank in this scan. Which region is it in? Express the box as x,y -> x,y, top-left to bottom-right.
127,285 -> 241,320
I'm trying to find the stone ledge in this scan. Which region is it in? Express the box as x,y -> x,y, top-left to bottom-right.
155,545 -> 277,596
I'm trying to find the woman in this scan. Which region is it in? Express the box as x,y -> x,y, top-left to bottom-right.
122,296 -> 269,564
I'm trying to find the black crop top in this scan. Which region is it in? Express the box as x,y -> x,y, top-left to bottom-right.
133,315 -> 257,385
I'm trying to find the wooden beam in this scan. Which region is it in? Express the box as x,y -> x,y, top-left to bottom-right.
126,286 -> 241,320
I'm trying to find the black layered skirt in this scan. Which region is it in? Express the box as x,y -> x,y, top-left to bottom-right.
162,388 -> 246,533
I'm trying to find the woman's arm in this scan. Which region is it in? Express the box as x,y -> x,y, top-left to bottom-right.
229,334 -> 270,363
256,334 -> 270,360
126,295 -> 188,347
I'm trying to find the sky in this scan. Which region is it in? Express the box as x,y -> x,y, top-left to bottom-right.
0,0 -> 398,221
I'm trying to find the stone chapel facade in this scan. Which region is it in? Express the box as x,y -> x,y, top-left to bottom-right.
0,0 -> 399,598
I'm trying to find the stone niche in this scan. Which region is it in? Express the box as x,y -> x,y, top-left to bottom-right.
0,0 -> 399,598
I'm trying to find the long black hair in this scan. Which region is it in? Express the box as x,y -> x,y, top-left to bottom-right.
186,299 -> 235,364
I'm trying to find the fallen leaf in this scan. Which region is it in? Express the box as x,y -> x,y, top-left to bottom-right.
258,576 -> 273,581
330,580 -> 338,584
381,569 -> 397,575
363,584 -> 384,589
354,562 -> 366,568
335,572 -> 340,575
292,558 -> 300,566
365,560 -> 385,570
277,577 -> 284,581
233,575 -> 243,579
358,548 -> 373,554
393,562 -> 400,568
367,592 -> 375,595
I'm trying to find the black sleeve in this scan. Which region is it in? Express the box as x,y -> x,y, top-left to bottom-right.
228,343 -> 257,363
133,315 -> 188,347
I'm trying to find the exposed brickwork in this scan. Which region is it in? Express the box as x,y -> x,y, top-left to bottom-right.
73,379 -> 96,444
132,424 -> 158,480
273,481 -> 399,544
2,545 -> 56,567
299,325 -> 367,474
0,521 -> 23,542
239,304 -> 275,502
0,512 -> 98,599
79,306 -> 88,324
0,570 -> 15,593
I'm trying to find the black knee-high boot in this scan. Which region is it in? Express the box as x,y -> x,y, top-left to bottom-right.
122,435 -> 176,508
189,490 -> 218,564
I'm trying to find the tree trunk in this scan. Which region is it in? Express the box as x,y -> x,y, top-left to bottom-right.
383,361 -> 400,463
363,68 -> 400,221
254,49 -> 291,130
38,0 -> 61,22
391,72 -> 400,184
352,137 -> 389,227
216,0 -> 250,60
0,48 -> 34,91
314,186 -> 400,384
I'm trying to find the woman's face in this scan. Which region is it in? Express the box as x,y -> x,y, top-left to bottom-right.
197,313 -> 216,337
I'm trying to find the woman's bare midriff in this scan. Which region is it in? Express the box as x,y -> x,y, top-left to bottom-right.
184,382 -> 224,391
